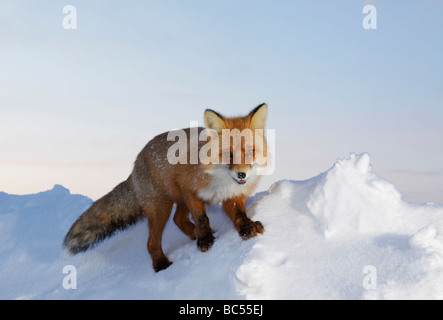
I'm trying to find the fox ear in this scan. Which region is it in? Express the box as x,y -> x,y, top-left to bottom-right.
204,109 -> 226,132
249,103 -> 268,130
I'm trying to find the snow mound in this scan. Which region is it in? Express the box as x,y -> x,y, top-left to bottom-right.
237,153 -> 443,299
1,153 -> 442,299
308,153 -> 442,236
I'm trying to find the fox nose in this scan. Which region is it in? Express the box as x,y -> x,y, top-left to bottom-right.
237,172 -> 246,179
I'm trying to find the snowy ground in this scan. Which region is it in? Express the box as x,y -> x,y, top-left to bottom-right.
1,153 -> 443,300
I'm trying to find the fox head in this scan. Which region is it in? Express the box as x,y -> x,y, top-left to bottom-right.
203,103 -> 268,186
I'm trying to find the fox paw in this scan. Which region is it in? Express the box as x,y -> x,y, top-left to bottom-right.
153,257 -> 172,272
197,233 -> 215,252
239,220 -> 264,240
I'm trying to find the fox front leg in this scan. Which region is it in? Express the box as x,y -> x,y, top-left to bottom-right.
222,197 -> 264,240
182,193 -> 215,252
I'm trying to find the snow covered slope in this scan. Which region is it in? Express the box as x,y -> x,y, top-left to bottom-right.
1,153 -> 443,299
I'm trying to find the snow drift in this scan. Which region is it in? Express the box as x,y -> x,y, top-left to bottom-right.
1,153 -> 443,299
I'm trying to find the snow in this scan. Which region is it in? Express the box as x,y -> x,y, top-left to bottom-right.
1,153 -> 443,300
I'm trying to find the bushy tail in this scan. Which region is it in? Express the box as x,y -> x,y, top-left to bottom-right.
64,178 -> 143,254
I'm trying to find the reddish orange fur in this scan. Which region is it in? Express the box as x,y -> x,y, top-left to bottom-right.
64,104 -> 268,272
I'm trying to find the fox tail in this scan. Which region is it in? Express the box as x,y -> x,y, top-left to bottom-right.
63,178 -> 143,254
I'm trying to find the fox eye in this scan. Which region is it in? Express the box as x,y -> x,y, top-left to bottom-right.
246,149 -> 254,155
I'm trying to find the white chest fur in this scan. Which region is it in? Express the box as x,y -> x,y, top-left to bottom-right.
197,165 -> 258,205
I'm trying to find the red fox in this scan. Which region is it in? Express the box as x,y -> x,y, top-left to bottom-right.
64,103 -> 268,272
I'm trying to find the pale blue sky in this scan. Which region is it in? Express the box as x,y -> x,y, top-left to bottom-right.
1,1 -> 442,203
